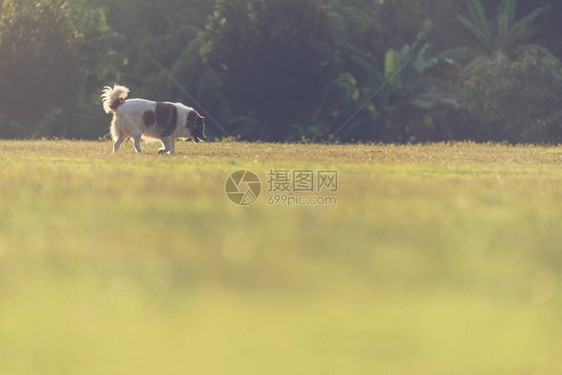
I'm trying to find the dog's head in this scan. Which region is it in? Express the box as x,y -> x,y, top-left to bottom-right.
186,110 -> 206,143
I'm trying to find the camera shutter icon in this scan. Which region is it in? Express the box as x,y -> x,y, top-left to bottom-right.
225,170 -> 261,206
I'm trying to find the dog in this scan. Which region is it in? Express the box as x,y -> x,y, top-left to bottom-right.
101,85 -> 206,154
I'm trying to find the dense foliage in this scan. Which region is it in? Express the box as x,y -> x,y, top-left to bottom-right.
0,0 -> 561,142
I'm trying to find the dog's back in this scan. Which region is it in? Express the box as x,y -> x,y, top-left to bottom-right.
115,98 -> 155,115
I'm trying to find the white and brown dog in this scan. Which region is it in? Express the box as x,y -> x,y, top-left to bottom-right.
102,85 -> 206,154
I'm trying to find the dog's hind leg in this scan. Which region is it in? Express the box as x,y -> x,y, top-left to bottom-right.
158,137 -> 171,154
170,138 -> 176,155
133,134 -> 142,153
113,135 -> 126,153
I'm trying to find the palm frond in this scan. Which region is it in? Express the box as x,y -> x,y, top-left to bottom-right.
457,15 -> 492,48
499,0 -> 517,26
350,54 -> 383,87
413,43 -> 439,73
509,5 -> 550,36
412,78 -> 463,109
498,13 -> 509,47
467,0 -> 491,41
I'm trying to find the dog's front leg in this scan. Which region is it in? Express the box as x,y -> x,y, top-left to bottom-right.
158,137 -> 171,154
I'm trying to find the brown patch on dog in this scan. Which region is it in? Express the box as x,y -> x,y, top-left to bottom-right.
186,110 -> 205,130
186,110 -> 206,143
109,98 -> 124,111
185,110 -> 199,130
155,102 -> 178,137
143,110 -> 155,127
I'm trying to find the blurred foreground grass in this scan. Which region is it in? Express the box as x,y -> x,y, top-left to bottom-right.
0,140 -> 561,374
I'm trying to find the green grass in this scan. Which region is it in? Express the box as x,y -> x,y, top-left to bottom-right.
0,140 -> 561,374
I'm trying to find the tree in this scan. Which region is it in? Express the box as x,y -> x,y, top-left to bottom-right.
321,20 -> 448,142
461,47 -> 562,142
443,0 -> 551,68
202,0 -> 338,140
0,0 -> 81,137
433,0 -> 562,143
0,0 -> 124,138
374,0 -> 473,52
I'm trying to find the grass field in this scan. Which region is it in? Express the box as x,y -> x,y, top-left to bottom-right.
1,140 -> 561,374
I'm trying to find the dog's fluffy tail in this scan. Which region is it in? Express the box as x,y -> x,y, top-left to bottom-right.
101,84 -> 129,114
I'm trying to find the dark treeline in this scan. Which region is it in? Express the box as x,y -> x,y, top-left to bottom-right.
0,0 -> 561,143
